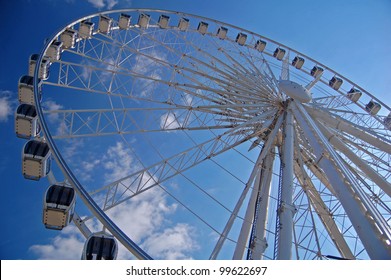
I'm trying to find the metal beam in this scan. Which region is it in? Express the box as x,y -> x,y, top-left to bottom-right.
306,106 -> 391,153
232,166 -> 261,260
250,151 -> 275,259
293,101 -> 391,259
276,102 -> 295,259
210,114 -> 283,259
293,156 -> 355,259
315,120 -> 391,197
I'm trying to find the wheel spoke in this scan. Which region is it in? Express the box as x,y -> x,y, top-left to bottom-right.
25,9 -> 390,260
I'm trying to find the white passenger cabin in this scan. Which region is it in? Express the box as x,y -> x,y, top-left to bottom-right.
178,17 -> 190,31
292,56 -> 305,69
329,77 -> 343,90
197,21 -> 208,35
347,88 -> 362,102
45,41 -> 63,61
18,75 -> 42,105
138,14 -> 150,28
15,104 -> 40,139
158,15 -> 170,28
118,13 -> 131,30
255,39 -> 266,52
273,47 -> 286,60
365,100 -> 381,115
82,233 -> 118,260
79,21 -> 94,39
236,33 -> 247,46
310,66 -> 324,78
43,184 -> 76,230
29,54 -> 50,80
216,27 -> 228,39
22,140 -> 51,180
99,15 -> 112,34
60,28 -> 77,49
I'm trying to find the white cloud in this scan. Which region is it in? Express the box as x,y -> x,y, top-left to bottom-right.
142,224 -> 199,259
102,141 -> 134,183
131,50 -> 166,77
74,158 -> 101,182
87,0 -> 120,9
87,0 -> 105,9
106,0 -> 119,9
41,99 -> 71,137
80,58 -> 115,86
160,111 -> 181,130
82,159 -> 101,172
183,93 -> 193,106
30,141 -> 199,259
158,94 -> 194,131
104,188 -> 177,243
0,91 -> 14,122
29,225 -> 85,260
131,50 -> 167,97
102,58 -> 116,83
81,60 -> 93,81
43,100 -> 63,123
62,138 -> 85,163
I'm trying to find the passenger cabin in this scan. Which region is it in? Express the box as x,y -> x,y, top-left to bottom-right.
178,17 -> 190,31
43,184 -> 76,230
60,28 -> 77,49
118,13 -> 131,30
236,33 -> 247,46
347,88 -> 362,102
197,21 -> 208,35
22,140 -> 51,180
99,15 -> 112,34
273,47 -> 286,60
45,41 -> 63,61
292,56 -> 305,69
29,54 -> 50,80
82,233 -> 118,260
216,27 -> 228,39
310,66 -> 324,78
329,77 -> 343,90
18,75 -> 42,105
365,100 -> 381,115
138,14 -> 150,28
255,39 -> 266,52
15,104 -> 40,139
79,21 -> 94,39
158,15 -> 170,28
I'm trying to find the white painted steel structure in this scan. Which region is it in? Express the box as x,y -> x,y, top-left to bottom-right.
19,9 -> 391,260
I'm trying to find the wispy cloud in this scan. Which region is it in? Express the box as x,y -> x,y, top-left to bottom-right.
87,0 -> 121,9
102,141 -> 134,184
80,58 -> 116,89
142,224 -> 199,259
131,50 -> 167,97
0,90 -> 14,122
29,225 -> 85,260
30,141 -> 199,259
62,139 -> 85,163
160,111 -> 181,130
43,100 -> 63,123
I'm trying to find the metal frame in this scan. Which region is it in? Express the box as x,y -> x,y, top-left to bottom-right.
30,9 -> 391,260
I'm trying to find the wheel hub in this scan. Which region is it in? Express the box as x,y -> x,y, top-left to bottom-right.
278,80 -> 312,103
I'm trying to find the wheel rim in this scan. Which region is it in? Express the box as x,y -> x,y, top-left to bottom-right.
33,9 -> 391,259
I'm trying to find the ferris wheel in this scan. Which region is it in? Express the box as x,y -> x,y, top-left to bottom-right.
16,9 -> 391,260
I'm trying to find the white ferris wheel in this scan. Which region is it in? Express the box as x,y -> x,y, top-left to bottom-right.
16,9 -> 391,260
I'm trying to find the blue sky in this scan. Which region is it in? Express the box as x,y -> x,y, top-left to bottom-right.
0,0 -> 390,260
